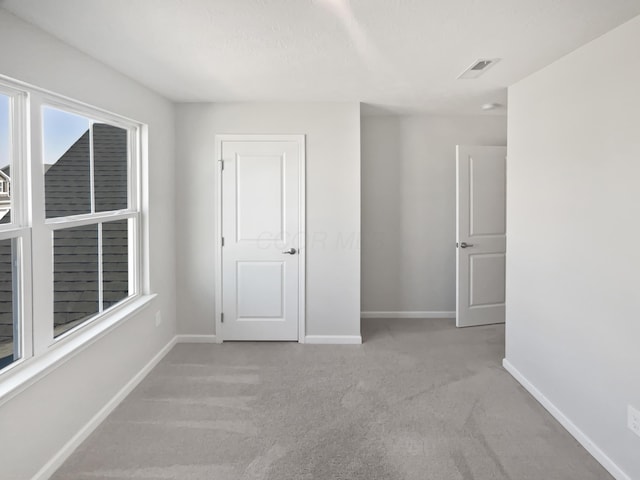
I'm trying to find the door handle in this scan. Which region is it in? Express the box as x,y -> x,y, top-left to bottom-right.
459,242 -> 474,249
282,248 -> 297,255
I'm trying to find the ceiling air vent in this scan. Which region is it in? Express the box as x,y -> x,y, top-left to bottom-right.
458,58 -> 500,79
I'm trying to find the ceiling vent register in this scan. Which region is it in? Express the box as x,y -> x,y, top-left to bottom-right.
458,59 -> 500,79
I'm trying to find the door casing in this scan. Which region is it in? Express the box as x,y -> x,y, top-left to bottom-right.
214,134 -> 306,343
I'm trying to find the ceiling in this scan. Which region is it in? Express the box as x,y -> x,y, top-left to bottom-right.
2,0 -> 640,115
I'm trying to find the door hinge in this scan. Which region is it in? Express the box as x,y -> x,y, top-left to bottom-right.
221,312 -> 224,323
219,159 -> 224,170
221,237 -> 225,247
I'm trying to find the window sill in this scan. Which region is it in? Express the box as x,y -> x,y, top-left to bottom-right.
0,293 -> 157,408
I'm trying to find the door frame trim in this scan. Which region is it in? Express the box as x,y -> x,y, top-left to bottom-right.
214,134 -> 306,343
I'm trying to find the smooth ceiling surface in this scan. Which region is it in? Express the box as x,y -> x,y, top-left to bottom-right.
2,0 -> 640,114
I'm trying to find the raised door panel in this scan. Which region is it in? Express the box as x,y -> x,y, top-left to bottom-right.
470,154 -> 506,237
236,261 -> 284,319
236,154 -> 284,242
469,253 -> 506,307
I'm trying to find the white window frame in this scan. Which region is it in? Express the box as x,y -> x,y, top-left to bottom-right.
0,74 -> 153,406
33,94 -> 143,351
0,81 -> 32,374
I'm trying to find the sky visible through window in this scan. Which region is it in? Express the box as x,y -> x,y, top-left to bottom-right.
43,107 -> 90,166
0,100 -> 90,169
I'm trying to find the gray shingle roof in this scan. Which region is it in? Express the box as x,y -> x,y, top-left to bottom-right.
45,131 -> 91,218
94,123 -> 128,212
0,239 -> 13,368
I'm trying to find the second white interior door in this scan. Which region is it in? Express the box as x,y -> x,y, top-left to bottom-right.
456,145 -> 507,328
220,136 -> 303,341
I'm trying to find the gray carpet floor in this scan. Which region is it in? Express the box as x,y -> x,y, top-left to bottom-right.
52,319 -> 611,479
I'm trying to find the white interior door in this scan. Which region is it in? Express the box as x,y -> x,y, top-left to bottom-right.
220,136 -> 303,341
456,145 -> 507,327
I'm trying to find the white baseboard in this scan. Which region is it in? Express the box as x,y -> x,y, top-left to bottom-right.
503,359 -> 631,480
32,336 -> 177,480
304,335 -> 362,345
361,311 -> 455,319
175,334 -> 218,344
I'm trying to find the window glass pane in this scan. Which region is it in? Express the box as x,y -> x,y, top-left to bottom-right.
0,239 -> 18,370
0,94 -> 11,225
94,124 -> 128,212
43,107 -> 91,218
102,220 -> 129,309
54,225 -> 98,337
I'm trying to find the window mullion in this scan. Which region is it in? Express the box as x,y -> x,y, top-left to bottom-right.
17,232 -> 33,362
128,216 -> 137,296
29,93 -> 54,355
89,121 -> 95,214
129,128 -> 140,296
0,227 -> 30,241
10,91 -> 32,369
98,223 -> 103,313
45,211 -> 136,230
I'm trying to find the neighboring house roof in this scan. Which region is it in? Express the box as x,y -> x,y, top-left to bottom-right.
0,124 -> 129,363
0,167 -> 11,225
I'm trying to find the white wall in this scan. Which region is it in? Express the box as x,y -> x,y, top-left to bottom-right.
0,10 -> 176,479
361,115 -> 507,315
506,15 -> 640,480
175,103 -> 361,339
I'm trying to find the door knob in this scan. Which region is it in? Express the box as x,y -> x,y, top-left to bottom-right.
459,242 -> 474,249
282,248 -> 297,255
